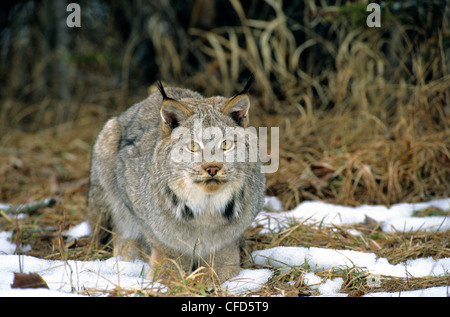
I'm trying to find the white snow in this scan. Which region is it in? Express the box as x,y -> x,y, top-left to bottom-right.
363,286 -> 449,297
317,277 -> 345,295
303,272 -> 322,287
0,288 -> 84,297
222,269 -> 273,295
0,231 -> 31,254
0,254 -> 166,296
0,196 -> 449,297
252,246 -> 375,272
263,196 -> 283,211
64,221 -> 91,239
254,198 -> 450,233
0,231 -> 17,255
252,246 -> 450,278
301,272 -> 345,296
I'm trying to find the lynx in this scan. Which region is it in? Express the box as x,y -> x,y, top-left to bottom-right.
86,77 -> 265,281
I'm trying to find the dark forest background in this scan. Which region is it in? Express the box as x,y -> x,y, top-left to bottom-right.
0,0 -> 449,207
1,0 -> 448,128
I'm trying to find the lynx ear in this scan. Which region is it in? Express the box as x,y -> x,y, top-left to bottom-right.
222,94 -> 250,128
158,81 -> 192,132
222,74 -> 254,128
160,99 -> 192,130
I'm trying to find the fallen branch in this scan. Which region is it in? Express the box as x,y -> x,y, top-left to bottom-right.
0,197 -> 57,215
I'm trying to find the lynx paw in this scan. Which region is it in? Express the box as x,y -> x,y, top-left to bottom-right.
215,265 -> 242,282
114,239 -> 145,261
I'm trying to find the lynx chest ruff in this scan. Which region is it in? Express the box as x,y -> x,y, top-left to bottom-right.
171,168 -> 244,221
86,77 -> 265,281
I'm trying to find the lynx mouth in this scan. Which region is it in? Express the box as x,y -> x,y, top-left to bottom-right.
205,179 -> 221,184
193,178 -> 226,193
193,177 -> 225,184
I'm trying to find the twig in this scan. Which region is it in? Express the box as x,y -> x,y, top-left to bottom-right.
0,197 -> 57,215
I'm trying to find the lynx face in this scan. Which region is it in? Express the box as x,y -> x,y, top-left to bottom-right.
156,95 -> 256,218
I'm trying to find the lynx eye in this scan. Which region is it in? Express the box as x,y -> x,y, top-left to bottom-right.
221,140 -> 234,151
187,141 -> 201,152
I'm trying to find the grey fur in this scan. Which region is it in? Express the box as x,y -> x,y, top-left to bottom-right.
86,86 -> 265,281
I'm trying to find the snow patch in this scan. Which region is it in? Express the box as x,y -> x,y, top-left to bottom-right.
363,286 -> 450,297
263,196 -> 283,211
317,277 -> 344,295
64,221 -> 91,239
252,246 -> 450,278
254,198 -> 450,233
1,198 -> 449,296
222,269 -> 273,295
0,231 -> 31,254
0,254 -> 165,295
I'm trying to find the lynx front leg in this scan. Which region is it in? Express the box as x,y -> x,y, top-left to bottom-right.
146,247 -> 191,281
211,243 -> 241,281
114,238 -> 146,261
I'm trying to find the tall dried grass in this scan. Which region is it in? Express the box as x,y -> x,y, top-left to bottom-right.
183,1 -> 450,208
1,1 -> 449,208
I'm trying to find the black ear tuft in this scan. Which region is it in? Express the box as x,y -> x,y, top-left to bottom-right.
158,81 -> 171,100
233,73 -> 254,97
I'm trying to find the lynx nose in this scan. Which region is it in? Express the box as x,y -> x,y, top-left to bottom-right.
205,165 -> 220,177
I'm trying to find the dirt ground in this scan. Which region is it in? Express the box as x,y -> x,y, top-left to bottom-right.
1,100 -> 448,296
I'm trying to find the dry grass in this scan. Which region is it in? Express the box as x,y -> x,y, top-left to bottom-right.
1,1 -> 449,296
184,1 -> 450,208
